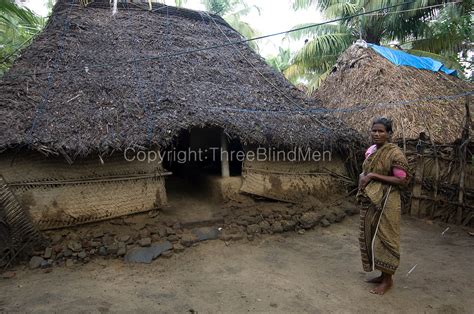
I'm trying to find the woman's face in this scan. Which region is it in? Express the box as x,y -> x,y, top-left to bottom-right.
371,123 -> 390,145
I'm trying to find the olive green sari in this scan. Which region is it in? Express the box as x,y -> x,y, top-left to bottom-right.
357,143 -> 409,275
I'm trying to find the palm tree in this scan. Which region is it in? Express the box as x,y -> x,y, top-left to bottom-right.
266,47 -> 292,72
286,0 -> 473,93
201,0 -> 260,51
403,2 -> 473,72
0,0 -> 45,76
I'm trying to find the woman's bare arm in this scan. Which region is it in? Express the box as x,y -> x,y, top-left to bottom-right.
367,172 -> 407,186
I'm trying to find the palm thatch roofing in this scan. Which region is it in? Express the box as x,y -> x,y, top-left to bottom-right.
0,0 -> 363,159
315,44 -> 474,144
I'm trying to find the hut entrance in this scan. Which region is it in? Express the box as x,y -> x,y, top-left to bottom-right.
161,127 -> 243,224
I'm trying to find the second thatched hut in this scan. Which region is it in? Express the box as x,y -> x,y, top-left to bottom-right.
315,43 -> 474,225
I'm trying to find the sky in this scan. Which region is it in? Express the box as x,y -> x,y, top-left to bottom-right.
18,0 -> 324,58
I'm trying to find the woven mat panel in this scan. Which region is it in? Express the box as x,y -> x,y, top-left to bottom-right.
0,176 -> 44,263
1,153 -> 168,230
9,176 -> 167,230
0,152 -> 163,183
240,159 -> 346,203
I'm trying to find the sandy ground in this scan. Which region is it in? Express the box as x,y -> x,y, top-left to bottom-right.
0,215 -> 473,313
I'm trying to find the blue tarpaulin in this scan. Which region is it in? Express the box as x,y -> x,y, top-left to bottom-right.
368,44 -> 457,76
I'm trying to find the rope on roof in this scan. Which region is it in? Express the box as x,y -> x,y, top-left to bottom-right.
4,1 -> 420,80
204,11 -> 331,130
26,0 -> 75,146
201,11 -> 312,134
202,91 -> 474,115
146,5 -> 172,145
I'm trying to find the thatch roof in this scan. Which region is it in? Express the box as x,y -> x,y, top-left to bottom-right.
315,44 -> 474,143
0,0 -> 363,159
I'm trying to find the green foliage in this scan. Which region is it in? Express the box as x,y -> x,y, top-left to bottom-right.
266,47 -> 292,72
202,0 -> 240,15
173,0 -> 187,7
292,0 -> 317,10
412,4 -> 472,53
0,0 -> 46,76
286,23 -> 350,41
201,0 -> 260,51
293,33 -> 352,69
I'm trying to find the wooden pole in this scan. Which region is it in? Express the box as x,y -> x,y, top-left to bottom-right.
400,118 -> 407,154
410,138 -> 424,218
426,138 -> 439,220
456,95 -> 471,224
419,115 -> 439,219
457,166 -> 465,224
221,132 -> 230,178
411,195 -> 474,210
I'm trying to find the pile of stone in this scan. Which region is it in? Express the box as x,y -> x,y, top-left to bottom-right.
29,224 -> 222,268
28,200 -> 358,268
220,201 -> 358,241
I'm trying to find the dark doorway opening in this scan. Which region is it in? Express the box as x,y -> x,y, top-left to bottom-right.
161,127 -> 243,224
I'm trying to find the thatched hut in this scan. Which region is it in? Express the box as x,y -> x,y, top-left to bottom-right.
315,43 -> 474,225
0,0 -> 363,235
316,43 -> 472,143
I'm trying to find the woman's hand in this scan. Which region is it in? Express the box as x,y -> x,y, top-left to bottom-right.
359,173 -> 372,190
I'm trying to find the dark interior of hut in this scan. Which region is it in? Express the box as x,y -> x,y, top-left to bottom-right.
161,127 -> 243,223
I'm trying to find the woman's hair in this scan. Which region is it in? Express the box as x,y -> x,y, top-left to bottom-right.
372,117 -> 393,134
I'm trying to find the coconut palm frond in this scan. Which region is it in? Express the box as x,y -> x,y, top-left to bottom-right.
202,0 -> 230,15
409,34 -> 467,55
406,2 -> 472,54
293,33 -> 353,67
174,0 -> 187,7
285,23 -> 348,41
224,16 -> 259,51
316,0 -> 359,11
0,0 -> 46,76
266,47 -> 292,72
303,54 -> 339,74
230,4 -> 260,17
322,2 -> 361,19
305,68 -> 332,95
283,63 -> 306,81
291,50 -> 339,72
0,0 -> 41,29
292,0 -> 317,10
0,13 -> 17,31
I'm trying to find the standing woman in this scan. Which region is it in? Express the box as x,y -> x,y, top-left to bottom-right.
358,118 -> 409,295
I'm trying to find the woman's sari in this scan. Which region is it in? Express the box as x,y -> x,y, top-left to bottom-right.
357,143 -> 409,275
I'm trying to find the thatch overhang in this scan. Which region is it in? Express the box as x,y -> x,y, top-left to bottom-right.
315,44 -> 474,144
0,0 -> 364,160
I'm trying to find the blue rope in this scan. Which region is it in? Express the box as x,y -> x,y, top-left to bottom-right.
203,10 -> 309,135
18,1 -> 472,150
118,1 -> 152,149
146,6 -> 171,145
201,91 -> 473,115
27,0 -> 75,146
5,1 -> 418,80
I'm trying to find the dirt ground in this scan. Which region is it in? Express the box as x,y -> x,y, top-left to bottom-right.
0,214 -> 473,313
